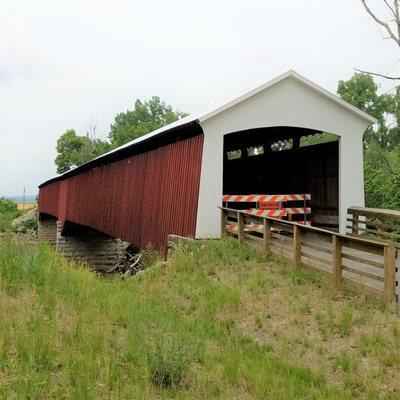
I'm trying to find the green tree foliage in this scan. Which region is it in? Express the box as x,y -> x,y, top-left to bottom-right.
55,129 -> 111,174
364,143 -> 400,209
54,97 -> 186,174
337,73 -> 400,209
109,96 -> 187,147
300,133 -> 338,147
386,87 -> 400,146
337,73 -> 390,146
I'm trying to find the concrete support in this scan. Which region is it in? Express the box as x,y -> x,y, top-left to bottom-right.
55,222 -> 128,271
38,217 -> 128,271
38,218 -> 58,246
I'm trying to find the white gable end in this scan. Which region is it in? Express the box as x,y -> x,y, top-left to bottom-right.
200,76 -> 370,139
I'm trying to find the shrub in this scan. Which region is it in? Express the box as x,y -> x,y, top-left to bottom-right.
20,218 -> 38,233
0,198 -> 19,215
0,198 -> 21,232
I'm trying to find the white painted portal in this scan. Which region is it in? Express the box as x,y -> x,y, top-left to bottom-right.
195,74 -> 373,238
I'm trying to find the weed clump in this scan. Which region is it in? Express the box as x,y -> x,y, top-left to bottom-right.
147,336 -> 199,387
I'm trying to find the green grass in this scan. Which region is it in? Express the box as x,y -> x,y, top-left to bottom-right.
0,237 -> 399,399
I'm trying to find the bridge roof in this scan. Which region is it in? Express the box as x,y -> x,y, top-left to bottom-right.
40,70 -> 376,187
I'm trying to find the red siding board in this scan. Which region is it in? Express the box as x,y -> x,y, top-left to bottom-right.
38,135 -> 204,252
38,181 -> 60,218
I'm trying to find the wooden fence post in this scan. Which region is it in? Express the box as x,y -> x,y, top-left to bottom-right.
263,218 -> 271,255
377,218 -> 385,240
332,235 -> 342,294
221,208 -> 227,237
237,211 -> 244,245
293,225 -> 302,269
384,245 -> 396,305
352,211 -> 359,235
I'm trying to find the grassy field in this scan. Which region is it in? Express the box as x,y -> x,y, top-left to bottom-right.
0,238 -> 399,399
17,202 -> 36,211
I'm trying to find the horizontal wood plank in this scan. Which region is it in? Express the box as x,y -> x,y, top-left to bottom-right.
301,240 -> 333,255
301,250 -> 331,265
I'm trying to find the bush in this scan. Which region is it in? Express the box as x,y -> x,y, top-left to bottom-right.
20,217 -> 38,233
0,198 -> 21,232
0,198 -> 19,215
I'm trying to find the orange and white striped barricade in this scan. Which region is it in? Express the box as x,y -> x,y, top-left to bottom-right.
222,194 -> 312,225
222,194 -> 311,204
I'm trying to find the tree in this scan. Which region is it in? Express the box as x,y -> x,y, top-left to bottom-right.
55,129 -> 111,174
54,98 -> 187,174
364,142 -> 400,208
337,73 -> 390,146
109,96 -> 187,147
338,72 -> 400,209
359,0 -> 400,80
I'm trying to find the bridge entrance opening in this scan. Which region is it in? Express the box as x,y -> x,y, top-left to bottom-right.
222,127 -> 339,229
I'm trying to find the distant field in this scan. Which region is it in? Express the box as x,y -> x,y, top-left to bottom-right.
0,196 -> 37,211
1,195 -> 36,203
17,202 -> 36,211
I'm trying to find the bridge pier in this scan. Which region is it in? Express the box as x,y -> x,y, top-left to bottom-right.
38,217 -> 58,246
38,218 -> 128,271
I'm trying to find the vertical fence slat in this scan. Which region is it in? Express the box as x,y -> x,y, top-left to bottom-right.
384,246 -> 396,304
332,235 -> 342,294
293,225 -> 301,268
263,219 -> 271,254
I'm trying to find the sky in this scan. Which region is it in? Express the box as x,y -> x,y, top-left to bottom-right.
0,0 -> 398,195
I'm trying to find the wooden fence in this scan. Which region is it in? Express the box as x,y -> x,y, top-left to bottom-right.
220,207 -> 398,305
348,206 -> 400,243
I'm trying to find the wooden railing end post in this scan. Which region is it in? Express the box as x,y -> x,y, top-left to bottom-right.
263,218 -> 271,255
221,208 -> 227,238
384,245 -> 396,305
332,235 -> 343,295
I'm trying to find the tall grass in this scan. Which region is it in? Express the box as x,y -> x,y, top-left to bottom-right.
0,237 -> 397,398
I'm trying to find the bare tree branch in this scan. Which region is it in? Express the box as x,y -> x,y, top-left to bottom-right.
384,0 -> 396,18
86,117 -> 98,140
361,0 -> 400,46
354,68 -> 400,79
395,0 -> 400,42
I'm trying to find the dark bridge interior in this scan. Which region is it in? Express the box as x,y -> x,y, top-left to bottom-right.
223,127 -> 339,228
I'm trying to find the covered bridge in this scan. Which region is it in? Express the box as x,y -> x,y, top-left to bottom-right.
38,70 -> 376,262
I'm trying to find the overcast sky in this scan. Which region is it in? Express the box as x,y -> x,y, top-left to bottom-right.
0,0 -> 398,195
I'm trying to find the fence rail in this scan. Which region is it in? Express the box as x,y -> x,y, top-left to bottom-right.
347,206 -> 400,244
220,207 -> 398,305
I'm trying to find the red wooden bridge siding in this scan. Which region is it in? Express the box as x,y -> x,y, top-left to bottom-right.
38,181 -> 60,218
39,135 -> 204,252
